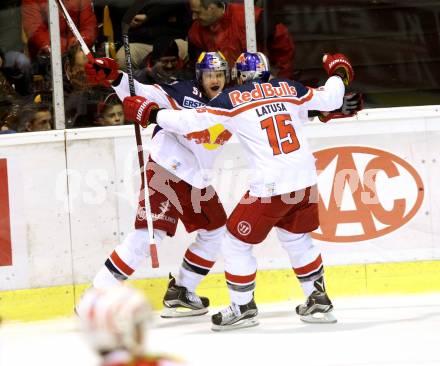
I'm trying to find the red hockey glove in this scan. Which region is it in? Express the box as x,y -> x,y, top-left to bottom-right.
123,96 -> 159,128
322,53 -> 354,86
85,57 -> 119,87
318,92 -> 363,122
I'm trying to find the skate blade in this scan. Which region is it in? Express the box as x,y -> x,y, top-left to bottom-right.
300,311 -> 337,324
211,317 -> 259,332
161,306 -> 208,318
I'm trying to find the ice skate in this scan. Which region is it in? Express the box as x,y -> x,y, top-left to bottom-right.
296,277 -> 337,324
161,273 -> 210,318
211,298 -> 259,331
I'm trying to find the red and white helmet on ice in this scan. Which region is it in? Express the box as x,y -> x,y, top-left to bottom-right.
195,51 -> 230,82
232,52 -> 270,83
77,285 -> 151,355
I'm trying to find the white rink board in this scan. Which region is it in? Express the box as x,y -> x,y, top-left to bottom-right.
0,131 -> 72,290
0,106 -> 439,290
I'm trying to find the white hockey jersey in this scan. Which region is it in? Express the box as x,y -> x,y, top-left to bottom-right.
157,76 -> 345,197
113,73 -> 231,189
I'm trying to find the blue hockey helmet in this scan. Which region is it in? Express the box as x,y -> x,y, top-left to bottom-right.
196,51 -> 230,82
232,52 -> 271,83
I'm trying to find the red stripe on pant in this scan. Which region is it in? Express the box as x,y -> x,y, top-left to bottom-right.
293,254 -> 323,276
225,271 -> 256,284
110,251 -> 134,276
184,249 -> 215,269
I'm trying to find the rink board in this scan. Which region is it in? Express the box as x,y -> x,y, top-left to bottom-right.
0,106 -> 439,321
1,260 -> 440,321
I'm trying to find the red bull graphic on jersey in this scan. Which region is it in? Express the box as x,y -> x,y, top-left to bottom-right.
228,82 -> 299,107
185,124 -> 231,150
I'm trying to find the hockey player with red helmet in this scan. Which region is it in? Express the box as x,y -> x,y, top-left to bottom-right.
85,52 -> 231,318
122,51 -> 355,331
77,285 -> 187,366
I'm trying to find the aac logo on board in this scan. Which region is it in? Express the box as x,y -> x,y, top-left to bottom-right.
312,146 -> 424,243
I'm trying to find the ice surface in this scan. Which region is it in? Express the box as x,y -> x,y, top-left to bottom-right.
1,293 -> 439,366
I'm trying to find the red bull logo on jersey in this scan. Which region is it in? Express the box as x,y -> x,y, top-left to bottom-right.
311,146 -> 424,243
228,82 -> 297,107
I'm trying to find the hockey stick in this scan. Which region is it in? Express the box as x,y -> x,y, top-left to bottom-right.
55,0 -> 94,62
122,0 -> 159,268
56,0 -> 158,268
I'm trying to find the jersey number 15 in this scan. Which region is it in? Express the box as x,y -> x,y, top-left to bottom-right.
260,114 -> 300,155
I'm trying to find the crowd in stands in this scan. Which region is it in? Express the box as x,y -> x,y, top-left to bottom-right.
0,0 -> 295,134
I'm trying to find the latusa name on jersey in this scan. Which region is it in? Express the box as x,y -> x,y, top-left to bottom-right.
255,102 -> 287,117
228,82 -> 298,107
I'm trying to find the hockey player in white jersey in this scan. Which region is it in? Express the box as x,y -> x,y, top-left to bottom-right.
85,52 -> 232,318
122,51 -> 355,330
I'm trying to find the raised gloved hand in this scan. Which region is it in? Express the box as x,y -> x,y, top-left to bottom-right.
123,96 -> 159,128
322,53 -> 354,86
85,57 -> 119,87
318,92 -> 363,122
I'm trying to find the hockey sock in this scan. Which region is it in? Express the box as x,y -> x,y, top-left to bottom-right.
177,226 -> 225,291
277,229 -> 324,297
223,231 -> 256,306
93,228 -> 165,288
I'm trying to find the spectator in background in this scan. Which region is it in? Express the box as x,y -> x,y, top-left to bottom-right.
21,0 -> 97,60
0,1 -> 33,96
0,48 -> 33,96
134,36 -> 192,84
188,0 -> 295,79
114,2 -> 192,71
93,0 -> 128,56
95,93 -> 124,126
17,102 -> 52,132
77,285 -> 187,366
63,44 -> 108,128
64,43 -> 89,91
0,52 -> 20,133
